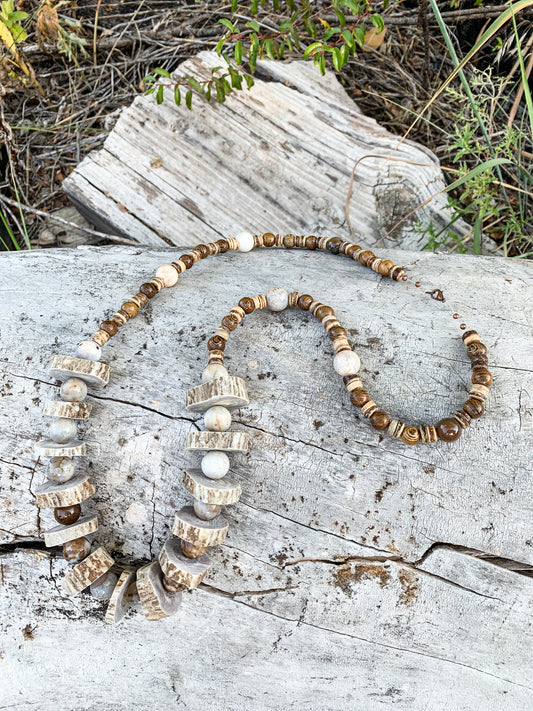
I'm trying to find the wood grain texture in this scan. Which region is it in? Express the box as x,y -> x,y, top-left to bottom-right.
0,245 -> 531,709
63,51 -> 473,252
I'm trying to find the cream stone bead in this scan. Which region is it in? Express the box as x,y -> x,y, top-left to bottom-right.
267,287 -> 289,312
90,571 -> 119,600
155,264 -> 179,287
236,231 -> 254,252
333,350 -> 361,376
75,340 -> 102,361
47,456 -> 75,483
50,418 -> 78,444
201,451 -> 230,480
193,499 -> 222,521
201,364 -> 229,383
203,406 -> 232,432
60,377 -> 88,403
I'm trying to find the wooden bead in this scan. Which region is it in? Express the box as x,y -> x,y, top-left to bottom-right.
63,536 -> 91,562
471,369 -> 493,387
327,237 -> 342,254
133,292 -> 149,307
183,469 -> 242,505
359,250 -> 375,266
238,297 -> 255,314
263,232 -> 276,247
344,375 -> 363,391
350,389 -> 370,407
305,235 -> 318,250
361,401 -> 378,418
217,239 -> 230,253
43,401 -> 92,419
315,305 -> 334,321
181,540 -> 209,559
44,514 -> 98,547
49,354 -> 111,387
159,537 -> 211,589
419,425 -> 438,443
172,506 -> 229,547
453,410 -> 471,429
139,282 -> 157,299
387,420 -> 405,438
400,426 -> 420,445
221,314 -> 239,331
283,234 -> 296,248
328,325 -> 347,340
36,474 -> 95,508
463,399 -> 484,419
207,335 -> 226,351
121,301 -> 139,317
105,569 -> 136,625
436,418 -> 462,442
195,244 -> 210,258
370,411 -> 390,431
62,546 -> 114,597
92,329 -> 110,346
54,504 -> 82,525
462,330 -> 480,345
470,384 -> 490,401
470,355 -> 489,368
186,376 -> 249,412
297,294 -> 313,311
390,266 -> 405,280
186,431 -> 249,452
466,342 -> 488,358
100,319 -> 118,336
137,561 -> 183,621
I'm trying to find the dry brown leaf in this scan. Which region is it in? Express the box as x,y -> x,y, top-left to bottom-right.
37,4 -> 60,42
363,26 -> 387,52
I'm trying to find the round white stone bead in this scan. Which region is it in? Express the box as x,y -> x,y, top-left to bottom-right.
333,350 -> 361,377
75,340 -> 102,361
236,231 -> 254,252
201,451 -> 230,480
155,264 -> 179,287
193,499 -> 222,521
60,377 -> 88,402
47,456 -> 75,483
90,571 -> 119,600
267,287 -> 289,312
201,364 -> 229,383
49,418 -> 78,444
203,406 -> 232,432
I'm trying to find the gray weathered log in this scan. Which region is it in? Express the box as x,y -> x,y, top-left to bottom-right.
63,51 -> 473,252
0,245 -> 531,709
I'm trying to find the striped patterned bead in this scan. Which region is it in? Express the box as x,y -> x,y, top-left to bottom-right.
361,401 -> 378,418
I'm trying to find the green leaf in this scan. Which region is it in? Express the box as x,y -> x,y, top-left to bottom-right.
153,67 -> 171,79
188,77 -> 203,93
303,41 -> 323,59
473,213 -> 483,255
231,71 -> 242,89
445,158 -> 512,193
335,9 -> 346,27
235,39 -> 242,64
9,11 -> 28,21
265,38 -> 275,60
319,53 -> 326,75
278,41 -> 285,59
216,37 -> 226,55
174,85 -> 181,106
156,84 -> 164,104
244,73 -> 255,89
231,0 -> 238,10
353,25 -> 366,48
245,20 -> 260,32
371,14 -> 385,33
218,18 -> 235,32
332,46 -> 342,71
340,43 -> 349,65
250,0 -> 258,14
216,82 -> 226,102
205,84 -> 212,101
342,29 -> 355,50
185,89 -> 193,110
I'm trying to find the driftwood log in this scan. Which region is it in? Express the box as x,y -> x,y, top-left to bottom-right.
0,244 -> 531,709
63,50 -> 471,251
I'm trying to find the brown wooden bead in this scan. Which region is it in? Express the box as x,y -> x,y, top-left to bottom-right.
239,297 -> 255,314
63,536 -> 91,562
298,294 -> 313,311
390,266 -> 405,281
306,235 -> 317,250
436,417 -> 461,442
350,389 -> 370,407
122,301 -> 139,318
216,239 -> 229,253
470,355 -> 489,368
453,410 -> 471,429
315,305 -> 334,321
401,426 -> 420,445
472,369 -> 493,387
139,282 -> 157,299
100,320 -> 118,336
370,411 -> 390,430
181,540 -> 209,559
133,292 -> 149,307
54,504 -> 82,525
378,260 -> 395,276
462,330 -> 480,344
179,254 -> 194,269
262,232 -> 275,247
283,234 -> 296,248
463,399 -> 484,419
329,325 -> 347,340
359,250 -> 375,266
467,342 -> 488,358
208,336 -> 226,351
195,244 -> 209,259
221,314 -> 239,331
327,238 -> 342,255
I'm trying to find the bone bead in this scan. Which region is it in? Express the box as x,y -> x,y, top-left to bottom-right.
44,514 -> 98,547
186,376 -> 249,412
90,571 -> 119,600
42,401 -> 92,419
203,406 -> 232,432
75,341 -> 102,361
159,536 -> 212,589
201,451 -> 230,479
36,474 -> 95,508
155,264 -> 179,287
186,431 -> 249,452
47,456 -> 75,483
60,377 -> 88,402
62,546 -> 114,597
420,425 -> 438,443
193,500 -> 221,520
333,350 -> 361,376
235,231 -> 254,252
34,440 -> 86,458
267,287 -> 289,311
172,506 -> 229,547
360,401 -> 378,418
470,384 -> 490,401
49,355 -> 111,387
137,561 -> 183,621
183,470 -> 242,505
201,364 -> 229,383
49,418 -> 78,444
105,569 -> 136,625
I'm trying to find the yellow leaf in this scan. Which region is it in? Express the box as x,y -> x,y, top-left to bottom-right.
0,20 -> 20,62
363,26 -> 387,52
317,17 -> 330,30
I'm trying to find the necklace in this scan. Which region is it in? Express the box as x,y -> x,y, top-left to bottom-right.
34,232 -> 492,623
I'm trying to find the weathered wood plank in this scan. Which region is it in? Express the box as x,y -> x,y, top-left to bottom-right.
64,51 -> 470,251
0,245 -> 531,708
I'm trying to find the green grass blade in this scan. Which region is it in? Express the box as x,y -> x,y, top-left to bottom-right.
510,2 -> 533,138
